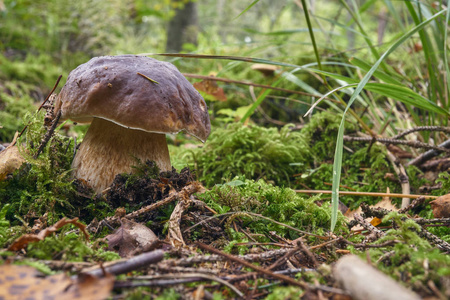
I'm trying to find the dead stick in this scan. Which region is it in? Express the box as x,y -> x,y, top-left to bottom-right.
354,214 -> 385,238
16,75 -> 63,142
413,217 -> 450,224
82,250 -> 164,277
393,126 -> 450,140
38,75 -> 62,112
407,138 -> 450,166
295,190 -> 438,199
34,110 -> 62,159
344,136 -> 450,153
118,273 -> 244,297
196,242 -> 309,289
398,196 -> 426,214
126,182 -> 201,220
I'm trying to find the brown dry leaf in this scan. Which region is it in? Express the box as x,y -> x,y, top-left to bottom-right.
0,264 -> 114,300
106,219 -> 158,257
370,217 -> 382,227
0,144 -> 25,181
430,194 -> 450,218
193,78 -> 227,102
8,217 -> 89,251
65,273 -> 115,300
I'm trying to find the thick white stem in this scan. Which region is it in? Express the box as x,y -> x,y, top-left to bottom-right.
72,118 -> 171,193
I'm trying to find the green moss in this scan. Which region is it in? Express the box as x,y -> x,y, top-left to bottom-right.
26,229 -> 120,262
193,123 -> 310,187
363,212 -> 450,291
0,112 -> 77,222
264,286 -> 303,300
198,178 -> 347,243
300,110 -> 357,161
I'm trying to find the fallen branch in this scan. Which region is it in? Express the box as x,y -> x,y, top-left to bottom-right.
115,273 -> 244,298
295,190 -> 437,199
184,211 -> 327,240
88,182 -> 202,233
164,248 -> 292,267
392,126 -> 450,140
83,250 -> 164,277
407,138 -> 450,166
344,136 -> 450,152
398,196 -> 426,214
196,241 -> 309,289
34,110 -> 62,159
353,213 -> 385,240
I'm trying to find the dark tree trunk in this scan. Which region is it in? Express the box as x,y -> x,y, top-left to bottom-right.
165,1 -> 198,53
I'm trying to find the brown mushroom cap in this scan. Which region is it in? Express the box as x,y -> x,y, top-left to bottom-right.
55,55 -> 211,142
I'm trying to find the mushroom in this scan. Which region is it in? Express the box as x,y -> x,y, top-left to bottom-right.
250,64 -> 279,77
55,55 -> 211,193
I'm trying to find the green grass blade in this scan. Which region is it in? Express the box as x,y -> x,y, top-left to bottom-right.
143,53 -> 303,69
234,0 -> 260,20
301,0 -> 323,70
365,83 -> 449,116
330,8 -> 447,232
405,1 -> 443,103
349,57 -> 403,86
444,0 -> 450,108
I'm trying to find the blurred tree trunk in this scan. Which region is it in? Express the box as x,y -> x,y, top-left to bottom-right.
165,1 -> 198,52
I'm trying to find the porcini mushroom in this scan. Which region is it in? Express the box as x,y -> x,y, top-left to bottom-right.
55,55 -> 210,193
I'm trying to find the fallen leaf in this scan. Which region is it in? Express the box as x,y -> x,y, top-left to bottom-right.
0,264 -> 114,300
370,217 -> 382,227
9,217 -> 89,251
193,78 -> 227,102
430,194 -> 450,218
0,145 -> 25,181
106,219 -> 158,257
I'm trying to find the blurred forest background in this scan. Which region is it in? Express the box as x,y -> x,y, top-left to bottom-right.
1,0 -> 447,135
1,0 -> 449,199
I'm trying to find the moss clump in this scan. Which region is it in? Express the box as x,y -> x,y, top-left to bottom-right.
193,123 -> 310,187
0,112 -> 76,223
188,111 -> 398,209
362,212 -> 450,294
301,110 -> 357,161
26,230 -> 119,262
198,178 -> 347,241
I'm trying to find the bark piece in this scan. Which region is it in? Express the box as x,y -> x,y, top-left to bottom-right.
334,255 -> 421,300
